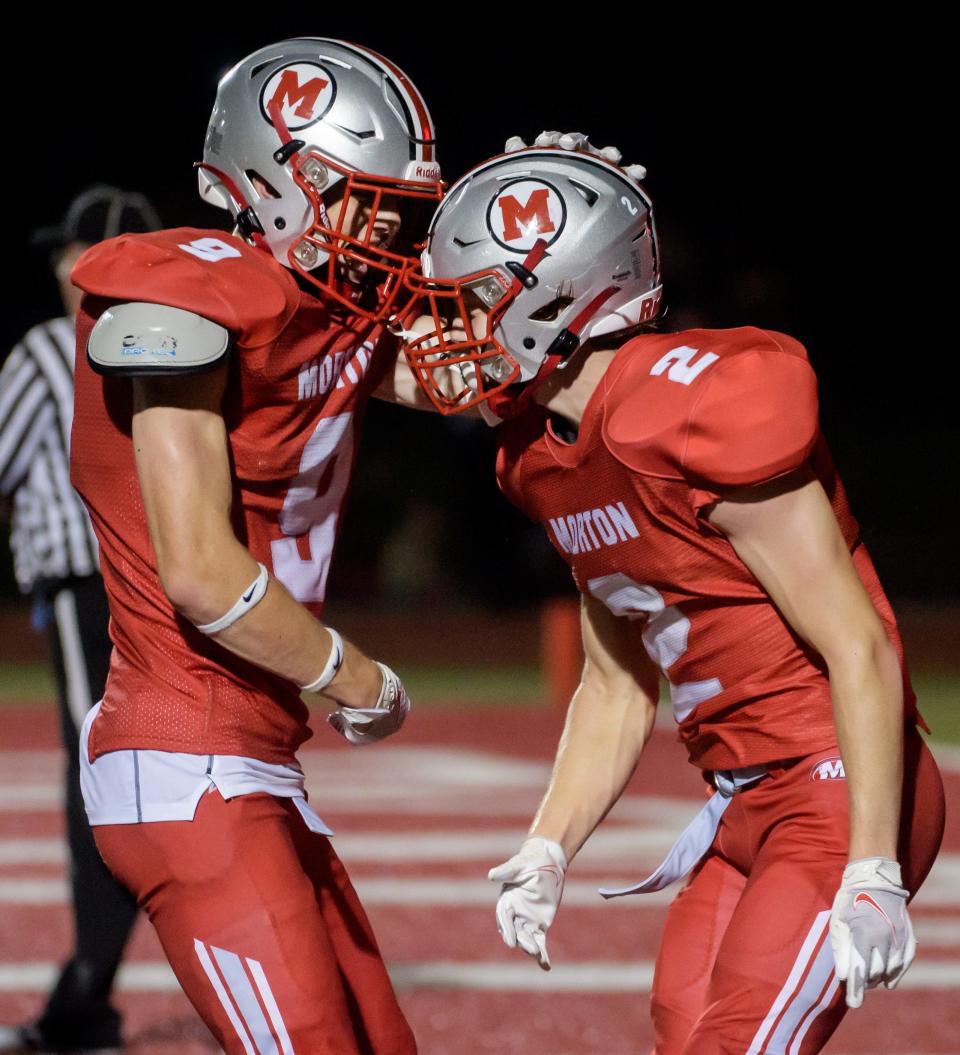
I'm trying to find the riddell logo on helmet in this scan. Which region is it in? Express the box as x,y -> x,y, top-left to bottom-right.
810,757 -> 846,782
487,179 -> 566,252
260,63 -> 336,130
405,162 -> 441,182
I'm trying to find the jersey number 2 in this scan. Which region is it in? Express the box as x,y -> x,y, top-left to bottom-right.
650,345 -> 718,386
271,413 -> 354,604
586,572 -> 723,722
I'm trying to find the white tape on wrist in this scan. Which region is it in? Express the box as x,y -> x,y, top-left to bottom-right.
196,563 -> 269,635
300,628 -> 345,693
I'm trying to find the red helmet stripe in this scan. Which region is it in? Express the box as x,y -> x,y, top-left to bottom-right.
340,40 -> 435,162
567,285 -> 620,335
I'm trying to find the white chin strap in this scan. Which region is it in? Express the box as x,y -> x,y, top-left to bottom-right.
477,402 -> 503,427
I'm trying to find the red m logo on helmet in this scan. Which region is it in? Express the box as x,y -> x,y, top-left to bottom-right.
269,70 -> 330,121
498,189 -> 556,242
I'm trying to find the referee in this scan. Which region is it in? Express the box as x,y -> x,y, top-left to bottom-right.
0,187 -> 161,1055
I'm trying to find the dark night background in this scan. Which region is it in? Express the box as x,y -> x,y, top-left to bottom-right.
3,21 -> 955,605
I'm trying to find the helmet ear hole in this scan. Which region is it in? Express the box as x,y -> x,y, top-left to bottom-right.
523,337 -> 536,350
528,295 -> 574,322
246,171 -> 281,199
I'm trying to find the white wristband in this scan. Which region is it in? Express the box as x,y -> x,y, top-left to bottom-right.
300,627 -> 345,692
196,563 -> 269,635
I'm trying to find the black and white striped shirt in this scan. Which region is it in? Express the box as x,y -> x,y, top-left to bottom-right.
0,317 -> 99,591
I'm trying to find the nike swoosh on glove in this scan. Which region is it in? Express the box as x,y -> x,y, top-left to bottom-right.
829,857 -> 916,1008
327,662 -> 410,746
488,837 -> 567,971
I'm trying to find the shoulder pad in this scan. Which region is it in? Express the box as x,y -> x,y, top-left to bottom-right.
682,340 -> 818,487
87,303 -> 230,376
71,228 -> 300,347
605,328 -> 818,487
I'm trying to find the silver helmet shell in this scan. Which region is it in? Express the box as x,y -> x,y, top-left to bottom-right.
199,38 -> 441,315
406,147 -> 660,414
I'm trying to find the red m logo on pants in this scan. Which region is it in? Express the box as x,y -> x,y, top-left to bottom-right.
810,757 -> 845,781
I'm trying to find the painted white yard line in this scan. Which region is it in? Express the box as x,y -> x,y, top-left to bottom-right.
393,961 -> 656,991
927,741 -> 960,773
914,856 -> 960,908
356,878 -> 677,906
5,831 -> 960,898
0,962 -> 179,993
913,919 -> 960,946
4,851 -> 960,906
0,787 -> 703,818
0,838 -> 63,864
0,879 -> 66,904
3,869 -> 960,911
0,959 -> 958,994
0,787 -> 60,809
0,747 -> 554,789
0,876 -> 673,907
0,826 -> 679,865
5,739 -> 960,791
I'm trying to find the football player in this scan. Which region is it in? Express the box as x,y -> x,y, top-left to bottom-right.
401,136 -> 945,1052
69,40 -> 441,1055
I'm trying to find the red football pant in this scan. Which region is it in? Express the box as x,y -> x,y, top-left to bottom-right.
651,729 -> 944,1055
94,791 -> 416,1055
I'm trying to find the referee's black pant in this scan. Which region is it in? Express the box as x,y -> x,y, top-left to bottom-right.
35,573 -> 138,1046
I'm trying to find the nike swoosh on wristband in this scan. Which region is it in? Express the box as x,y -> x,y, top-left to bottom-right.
242,586 -> 256,602
853,891 -> 900,946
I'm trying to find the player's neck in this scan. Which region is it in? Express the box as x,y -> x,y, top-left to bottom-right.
535,345 -> 619,427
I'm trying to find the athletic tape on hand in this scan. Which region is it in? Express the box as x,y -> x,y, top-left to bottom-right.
327,661 -> 411,746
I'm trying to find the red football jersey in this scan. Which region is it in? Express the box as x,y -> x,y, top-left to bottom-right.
497,327 -> 916,770
71,228 -> 391,763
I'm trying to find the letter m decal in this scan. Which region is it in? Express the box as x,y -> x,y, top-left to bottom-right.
269,70 -> 329,120
812,758 -> 845,781
498,189 -> 555,242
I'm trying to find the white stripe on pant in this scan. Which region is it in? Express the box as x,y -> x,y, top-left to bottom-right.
746,909 -> 839,1054
194,939 -> 295,1055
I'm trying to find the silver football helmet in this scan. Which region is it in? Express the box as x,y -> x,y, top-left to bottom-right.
405,147 -> 661,415
198,38 -> 442,319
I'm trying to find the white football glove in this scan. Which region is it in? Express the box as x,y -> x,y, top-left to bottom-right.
504,130 -> 647,182
829,857 -> 916,1009
327,662 -> 410,746
488,836 -> 567,971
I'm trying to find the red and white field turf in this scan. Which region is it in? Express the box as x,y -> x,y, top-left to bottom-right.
1,705 -> 958,1054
